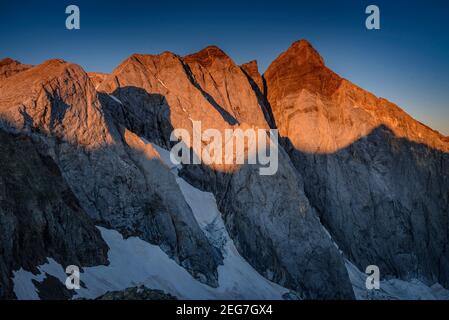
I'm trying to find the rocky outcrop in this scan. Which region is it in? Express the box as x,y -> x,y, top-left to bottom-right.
0,128 -> 108,299
0,58 -> 32,81
94,285 -> 177,300
183,47 -> 268,128
87,72 -> 109,89
240,60 -> 264,94
240,60 -> 276,129
264,39 -> 449,287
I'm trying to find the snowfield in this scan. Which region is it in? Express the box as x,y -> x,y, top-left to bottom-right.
13,138 -> 289,300
345,259 -> 449,300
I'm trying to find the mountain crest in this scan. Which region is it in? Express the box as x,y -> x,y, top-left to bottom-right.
284,39 -> 325,67
0,58 -> 32,81
184,45 -> 233,68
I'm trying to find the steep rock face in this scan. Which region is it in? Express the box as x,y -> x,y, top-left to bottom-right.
265,40 -> 449,287
240,60 -> 264,94
98,52 -> 231,150
98,49 -> 354,299
87,72 -> 109,89
240,60 -> 276,129
0,129 -> 108,299
0,59 -> 221,287
265,40 -> 448,153
210,148 -> 355,299
183,47 -> 268,128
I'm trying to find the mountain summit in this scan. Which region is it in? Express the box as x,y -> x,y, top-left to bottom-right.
0,39 -> 448,300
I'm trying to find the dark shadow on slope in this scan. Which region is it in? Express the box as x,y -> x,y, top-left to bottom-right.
240,67 -> 277,129
97,86 -> 355,299
0,128 -> 108,299
280,125 -> 449,289
0,87 -> 224,299
181,61 -> 239,126
98,87 -> 175,149
49,94 -> 71,131
96,87 -> 223,288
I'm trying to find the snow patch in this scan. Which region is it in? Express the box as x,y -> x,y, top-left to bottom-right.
345,259 -> 449,300
108,94 -> 123,105
12,138 -> 289,300
13,258 -> 67,300
13,225 -> 288,300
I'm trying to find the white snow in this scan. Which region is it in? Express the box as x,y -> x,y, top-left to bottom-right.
13,258 -> 67,300
145,140 -> 180,171
12,138 -> 288,300
345,259 -> 449,300
108,94 -> 123,105
175,176 -> 288,299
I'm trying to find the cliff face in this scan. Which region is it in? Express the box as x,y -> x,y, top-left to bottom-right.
0,39 -> 447,300
264,40 -> 448,153
0,128 -> 108,299
97,48 -> 354,299
0,59 -> 222,290
264,39 -> 449,287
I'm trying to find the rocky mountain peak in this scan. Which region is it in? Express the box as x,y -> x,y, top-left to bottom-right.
283,39 -> 325,67
265,39 -> 449,153
0,58 -> 32,81
184,45 -> 233,68
87,72 -> 109,89
0,59 -> 114,148
240,60 -> 264,93
0,58 -> 17,66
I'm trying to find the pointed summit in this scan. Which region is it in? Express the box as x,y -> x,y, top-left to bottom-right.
264,39 -> 341,102
0,58 -> 18,66
287,39 -> 325,66
265,38 -> 449,154
184,45 -> 233,68
240,60 -> 264,94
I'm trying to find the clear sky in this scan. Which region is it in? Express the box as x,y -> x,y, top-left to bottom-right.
1,0 -> 448,135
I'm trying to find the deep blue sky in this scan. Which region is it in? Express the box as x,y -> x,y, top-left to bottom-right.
1,0 -> 448,134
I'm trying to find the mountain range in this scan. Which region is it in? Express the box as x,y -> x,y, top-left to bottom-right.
0,40 -> 448,300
